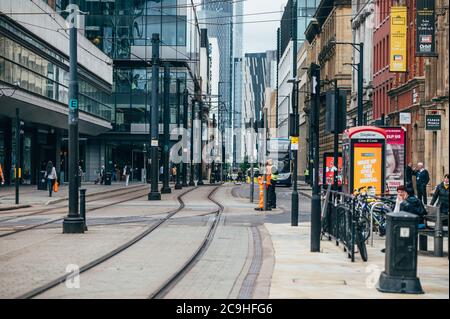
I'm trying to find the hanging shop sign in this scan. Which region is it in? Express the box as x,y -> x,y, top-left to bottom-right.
390,6 -> 408,73
426,115 -> 441,131
416,0 -> 437,56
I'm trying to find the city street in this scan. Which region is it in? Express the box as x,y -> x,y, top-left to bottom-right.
0,0 -> 448,306
0,183 -> 447,299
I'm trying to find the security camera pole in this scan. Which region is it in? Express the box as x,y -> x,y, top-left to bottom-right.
63,1 -> 84,233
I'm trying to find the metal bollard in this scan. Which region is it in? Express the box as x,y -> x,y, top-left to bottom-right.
434,210 -> 443,257
80,189 -> 87,231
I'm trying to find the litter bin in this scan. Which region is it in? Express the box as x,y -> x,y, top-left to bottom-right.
105,172 -> 112,185
37,171 -> 47,190
377,211 -> 424,294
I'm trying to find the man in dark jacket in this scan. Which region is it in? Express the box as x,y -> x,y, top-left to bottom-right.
414,162 -> 430,205
405,162 -> 414,195
397,185 -> 427,225
431,174 -> 449,216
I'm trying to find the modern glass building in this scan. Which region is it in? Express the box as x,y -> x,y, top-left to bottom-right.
0,0 -> 113,184
60,0 -> 203,181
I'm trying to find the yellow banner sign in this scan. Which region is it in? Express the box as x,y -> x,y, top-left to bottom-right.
390,6 -> 408,72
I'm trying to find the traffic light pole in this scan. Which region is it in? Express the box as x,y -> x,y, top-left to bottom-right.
182,89 -> 189,187
175,79 -> 183,190
310,63 -> 321,252
333,79 -> 339,190
63,1 -> 84,233
161,63 -> 171,194
149,33 -> 161,201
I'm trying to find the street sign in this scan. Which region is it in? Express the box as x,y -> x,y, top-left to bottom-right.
69,99 -> 78,110
426,115 -> 441,130
399,112 -> 411,125
291,136 -> 299,150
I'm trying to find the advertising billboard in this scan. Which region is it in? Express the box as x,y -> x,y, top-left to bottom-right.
323,153 -> 343,186
353,144 -> 384,194
385,127 -> 406,194
390,6 -> 408,72
416,0 -> 436,56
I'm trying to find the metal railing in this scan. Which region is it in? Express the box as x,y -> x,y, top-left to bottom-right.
321,188 -> 357,262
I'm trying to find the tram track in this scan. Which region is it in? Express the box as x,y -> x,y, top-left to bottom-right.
15,185 -> 224,299
0,184 -> 149,222
0,185 -> 152,238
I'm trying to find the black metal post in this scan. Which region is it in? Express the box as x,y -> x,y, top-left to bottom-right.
189,99 -> 196,186
221,106 -> 225,182
357,42 -> 364,126
79,188 -> 87,231
182,89 -> 189,187
63,1 -> 84,233
250,116 -> 255,203
15,108 -> 20,205
161,63 -> 171,194
333,79 -> 339,191
197,100 -> 204,186
148,33 -> 161,201
175,79 -> 183,190
310,63 -> 321,252
290,0 -> 299,226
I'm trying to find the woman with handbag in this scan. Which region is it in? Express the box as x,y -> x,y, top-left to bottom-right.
45,161 -> 57,197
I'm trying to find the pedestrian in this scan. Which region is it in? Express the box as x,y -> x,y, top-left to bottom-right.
100,165 -> 105,185
78,166 -> 83,187
45,161 -> 57,197
171,165 -> 177,183
414,162 -> 430,205
430,174 -> 449,222
112,163 -> 117,182
123,164 -> 131,187
0,163 -> 4,185
405,162 -> 415,195
304,168 -> 310,185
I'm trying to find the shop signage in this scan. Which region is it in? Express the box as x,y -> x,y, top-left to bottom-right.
426,115 -> 441,130
390,6 -> 408,72
416,0 -> 436,56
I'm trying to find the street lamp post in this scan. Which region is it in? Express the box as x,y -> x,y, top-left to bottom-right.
63,2 -> 84,233
189,98 -> 196,186
148,33 -> 161,201
332,41 -> 364,126
197,100 -> 204,186
182,89 -> 189,187
161,63 -> 171,194
175,79 -> 183,190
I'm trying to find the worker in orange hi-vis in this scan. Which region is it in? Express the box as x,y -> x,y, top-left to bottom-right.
255,175 -> 264,211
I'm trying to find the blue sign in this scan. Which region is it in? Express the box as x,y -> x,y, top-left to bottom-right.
69,99 -> 78,110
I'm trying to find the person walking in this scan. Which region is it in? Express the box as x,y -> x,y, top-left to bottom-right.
405,162 -> 415,195
45,161 -> 57,197
0,163 -> 5,186
266,160 -> 277,209
123,164 -> 131,187
431,174 -> 449,221
414,162 -> 430,205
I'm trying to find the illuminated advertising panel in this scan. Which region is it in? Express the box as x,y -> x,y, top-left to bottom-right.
390,6 -> 408,72
353,144 -> 383,194
322,153 -> 343,186
385,127 -> 406,194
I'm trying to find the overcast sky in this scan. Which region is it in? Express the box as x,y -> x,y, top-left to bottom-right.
243,0 -> 288,54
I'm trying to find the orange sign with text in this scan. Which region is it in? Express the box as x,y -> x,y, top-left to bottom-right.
353,144 -> 383,194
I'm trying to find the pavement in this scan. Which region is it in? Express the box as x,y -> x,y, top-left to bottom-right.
0,182 -> 148,208
0,183 -> 447,299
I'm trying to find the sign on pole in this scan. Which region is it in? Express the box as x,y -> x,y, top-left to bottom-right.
390,6 -> 408,73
